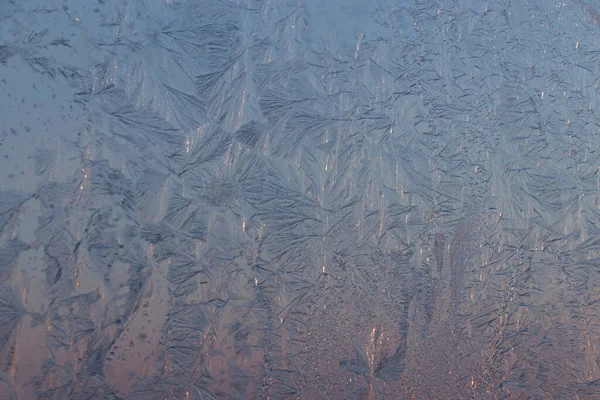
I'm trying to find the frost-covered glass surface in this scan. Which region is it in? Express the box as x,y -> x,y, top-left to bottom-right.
2,0 -> 600,398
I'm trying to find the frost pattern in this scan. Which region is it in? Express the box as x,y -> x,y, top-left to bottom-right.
2,0 -> 600,398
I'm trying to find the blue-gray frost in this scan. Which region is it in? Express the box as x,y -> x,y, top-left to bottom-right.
2,0 -> 600,398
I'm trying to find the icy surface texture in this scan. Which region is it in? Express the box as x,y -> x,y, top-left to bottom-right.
2,0 -> 600,398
